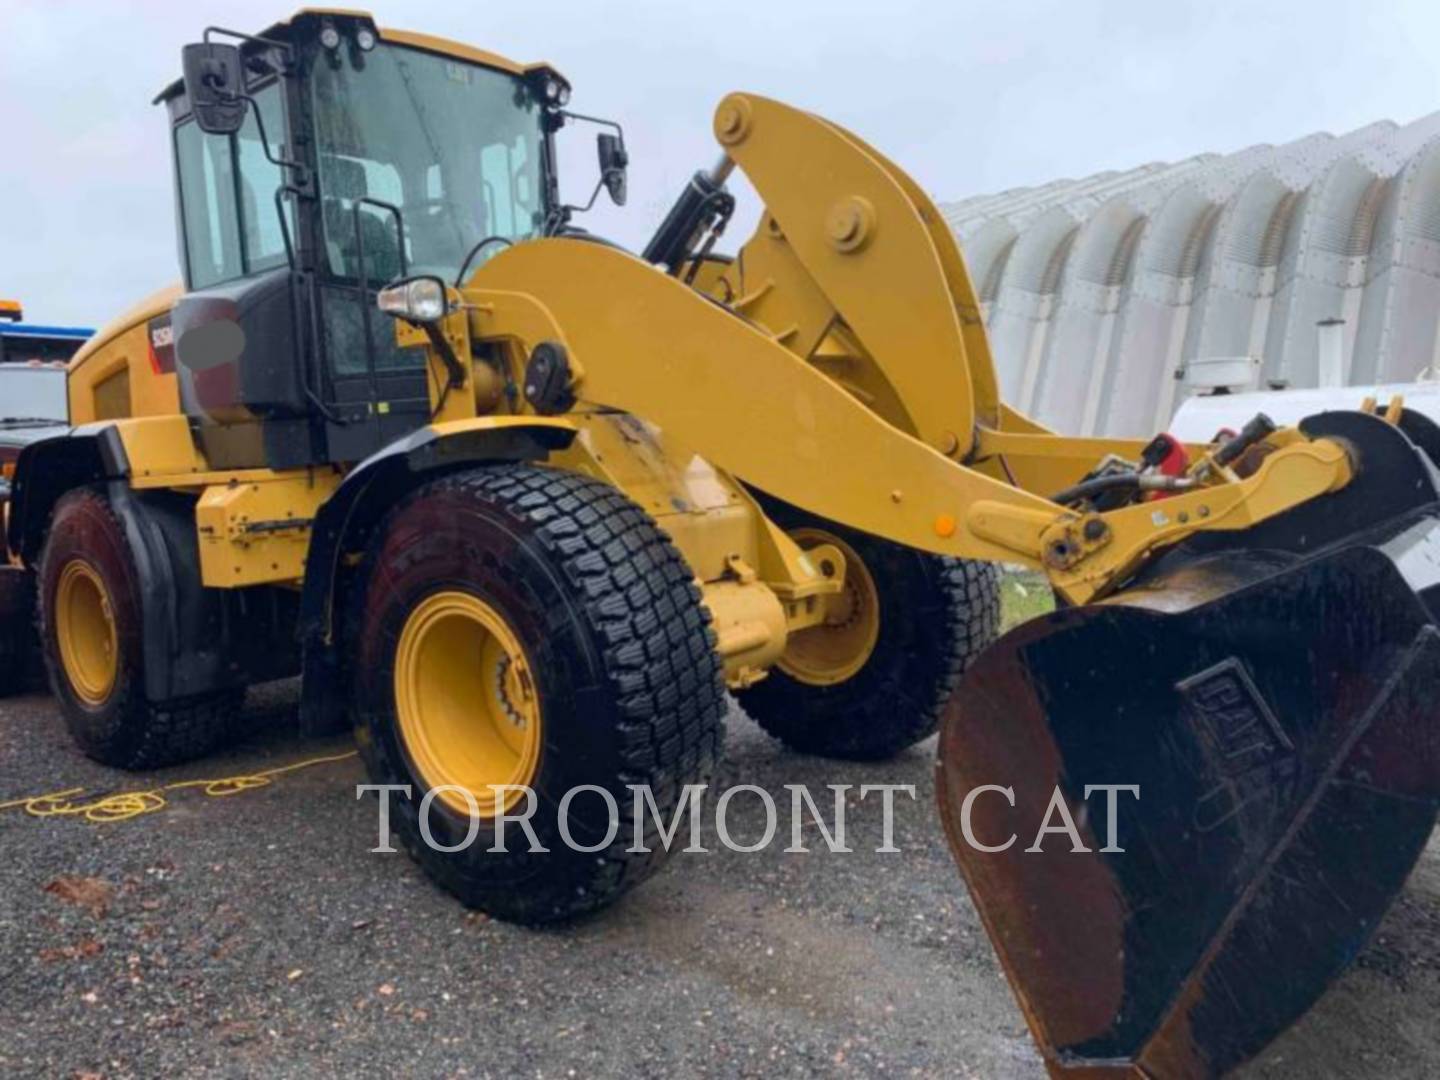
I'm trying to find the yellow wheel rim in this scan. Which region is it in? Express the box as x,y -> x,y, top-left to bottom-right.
393,590 -> 542,818
778,528 -> 881,686
55,560 -> 119,706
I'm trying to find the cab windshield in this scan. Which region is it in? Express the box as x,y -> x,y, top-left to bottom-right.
311,43 -> 547,284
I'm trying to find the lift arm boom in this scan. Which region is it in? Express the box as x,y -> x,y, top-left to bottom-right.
468,240 -> 1348,604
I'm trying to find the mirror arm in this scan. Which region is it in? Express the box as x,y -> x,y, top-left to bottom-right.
559,111 -> 629,170
543,111 -> 631,232
192,27 -> 305,184
574,176 -> 611,215
203,25 -> 295,74
558,110 -> 626,143
544,170 -> 625,236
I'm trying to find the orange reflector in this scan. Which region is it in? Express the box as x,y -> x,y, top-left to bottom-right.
933,513 -> 957,538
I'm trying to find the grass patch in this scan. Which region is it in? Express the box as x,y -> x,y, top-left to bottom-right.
998,567 -> 1054,632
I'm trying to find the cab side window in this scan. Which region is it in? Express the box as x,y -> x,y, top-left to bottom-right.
175,119 -> 243,287
236,87 -> 292,273
174,82 -> 294,289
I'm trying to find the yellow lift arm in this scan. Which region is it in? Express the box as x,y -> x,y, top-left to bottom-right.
462,93 -> 1351,605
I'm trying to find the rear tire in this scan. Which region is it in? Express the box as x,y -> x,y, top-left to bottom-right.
349,465 -> 726,924
739,500 -> 1000,760
37,489 -> 240,769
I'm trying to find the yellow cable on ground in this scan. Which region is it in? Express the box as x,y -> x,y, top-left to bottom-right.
0,751 -> 359,824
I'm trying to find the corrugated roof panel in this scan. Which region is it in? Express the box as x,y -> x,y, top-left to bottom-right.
943,109 -> 1440,435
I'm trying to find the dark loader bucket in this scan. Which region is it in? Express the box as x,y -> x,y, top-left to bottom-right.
937,411 -> 1440,1077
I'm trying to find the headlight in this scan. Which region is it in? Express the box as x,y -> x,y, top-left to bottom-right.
528,68 -> 571,110
319,23 -> 341,50
355,27 -> 377,51
377,276 -> 449,323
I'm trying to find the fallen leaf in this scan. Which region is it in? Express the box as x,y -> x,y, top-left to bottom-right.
214,1020 -> 257,1045
38,937 -> 105,963
378,983 -> 396,997
44,877 -> 113,919
287,969 -> 304,982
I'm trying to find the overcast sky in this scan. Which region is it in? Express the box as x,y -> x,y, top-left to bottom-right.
2,1 -> 1436,326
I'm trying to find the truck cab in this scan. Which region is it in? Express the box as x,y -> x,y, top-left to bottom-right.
0,308 -> 89,690
0,302 -> 94,366
0,305 -> 89,505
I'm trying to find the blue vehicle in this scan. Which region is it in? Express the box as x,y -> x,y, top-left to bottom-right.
0,301 -> 91,694
0,300 -> 90,472
0,301 -> 93,366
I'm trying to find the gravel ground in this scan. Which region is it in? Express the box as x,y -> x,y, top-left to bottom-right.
1,682 -> 1438,1078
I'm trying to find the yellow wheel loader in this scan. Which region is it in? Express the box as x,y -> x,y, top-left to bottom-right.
5,11 -> 1439,1075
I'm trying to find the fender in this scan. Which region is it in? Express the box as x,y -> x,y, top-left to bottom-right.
105,483 -> 300,700
295,416 -> 576,729
10,428 -> 297,701
8,424 -> 126,563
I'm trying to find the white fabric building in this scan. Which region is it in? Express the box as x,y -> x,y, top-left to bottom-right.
941,111 -> 1440,436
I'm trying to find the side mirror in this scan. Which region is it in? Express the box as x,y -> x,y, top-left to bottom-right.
182,41 -> 248,135
597,132 -> 628,207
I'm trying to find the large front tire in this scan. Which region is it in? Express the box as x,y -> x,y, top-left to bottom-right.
738,500 -> 1000,760
37,489 -> 240,769
349,465 -> 726,924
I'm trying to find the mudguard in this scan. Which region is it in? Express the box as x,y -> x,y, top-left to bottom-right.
294,417 -> 575,731
9,428 -> 298,702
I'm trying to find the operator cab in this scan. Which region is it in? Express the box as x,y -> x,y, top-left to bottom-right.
157,12 -> 566,468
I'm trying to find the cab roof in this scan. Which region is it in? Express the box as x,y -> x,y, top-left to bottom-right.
155,9 -> 559,105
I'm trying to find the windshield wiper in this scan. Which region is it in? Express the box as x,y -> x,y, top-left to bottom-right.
0,416 -> 66,425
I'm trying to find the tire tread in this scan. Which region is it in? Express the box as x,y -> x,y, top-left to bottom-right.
356,465 -> 726,921
37,488 -> 240,770
740,500 -> 1001,760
